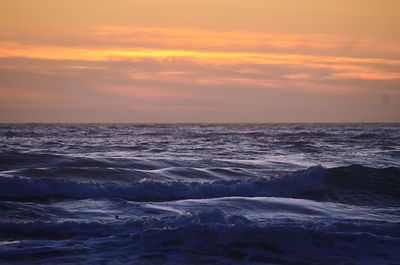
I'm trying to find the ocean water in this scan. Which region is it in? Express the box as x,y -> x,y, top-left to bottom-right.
0,123 -> 399,265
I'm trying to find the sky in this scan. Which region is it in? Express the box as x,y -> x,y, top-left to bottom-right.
0,0 -> 399,123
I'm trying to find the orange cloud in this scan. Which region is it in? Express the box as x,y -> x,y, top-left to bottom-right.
1,41 -> 399,84
330,71 -> 400,81
90,27 -> 400,57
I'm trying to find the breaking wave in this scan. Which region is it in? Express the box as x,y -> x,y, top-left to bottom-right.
1,165 -> 399,206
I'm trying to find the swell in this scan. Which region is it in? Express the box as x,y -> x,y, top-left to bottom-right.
1,210 -> 399,265
1,209 -> 399,239
322,164 -> 400,205
0,152 -> 259,183
0,167 -> 325,202
0,165 -> 399,205
0,152 -> 162,171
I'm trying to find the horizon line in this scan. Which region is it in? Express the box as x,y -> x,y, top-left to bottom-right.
1,121 -> 399,125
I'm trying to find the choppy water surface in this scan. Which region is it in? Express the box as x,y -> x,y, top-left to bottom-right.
0,124 -> 399,264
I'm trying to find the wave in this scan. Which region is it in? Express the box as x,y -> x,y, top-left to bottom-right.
1,208 -> 399,239
0,165 -> 399,205
324,164 -> 400,204
0,210 -> 249,239
0,166 -> 325,202
0,152 -> 162,171
1,210 -> 399,264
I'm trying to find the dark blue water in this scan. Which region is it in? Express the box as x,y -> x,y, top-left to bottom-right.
0,124 -> 399,264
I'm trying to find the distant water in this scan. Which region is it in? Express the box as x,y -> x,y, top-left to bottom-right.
0,124 -> 399,265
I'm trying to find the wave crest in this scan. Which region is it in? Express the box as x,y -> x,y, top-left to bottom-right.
1,165 -> 399,205
0,167 -> 325,202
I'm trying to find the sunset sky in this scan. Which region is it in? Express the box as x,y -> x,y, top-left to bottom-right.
1,0 -> 399,122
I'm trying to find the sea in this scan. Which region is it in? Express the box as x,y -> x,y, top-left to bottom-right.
0,123 -> 399,265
